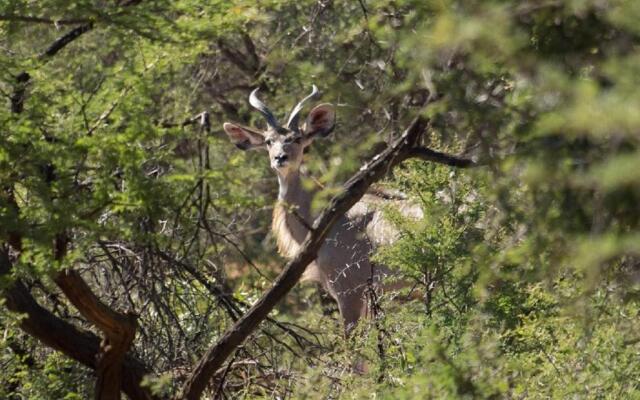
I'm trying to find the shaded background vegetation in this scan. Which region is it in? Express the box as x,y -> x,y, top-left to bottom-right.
1,0 -> 639,398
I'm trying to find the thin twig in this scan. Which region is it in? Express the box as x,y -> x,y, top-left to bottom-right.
0,14 -> 91,25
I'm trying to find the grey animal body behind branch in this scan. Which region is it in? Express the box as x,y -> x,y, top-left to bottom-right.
181,114 -> 439,400
223,86 -> 421,331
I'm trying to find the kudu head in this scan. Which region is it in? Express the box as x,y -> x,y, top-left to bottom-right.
223,85 -> 336,177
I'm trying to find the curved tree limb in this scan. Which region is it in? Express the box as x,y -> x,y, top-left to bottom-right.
0,249 -> 158,400
408,146 -> 478,168
54,267 -> 138,400
40,23 -> 94,59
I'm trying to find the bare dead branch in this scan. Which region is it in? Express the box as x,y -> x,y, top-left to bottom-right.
159,112 -> 211,129
407,147 -> 478,168
40,23 -> 94,59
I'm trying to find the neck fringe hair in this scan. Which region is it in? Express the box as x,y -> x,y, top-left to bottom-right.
272,201 -> 301,259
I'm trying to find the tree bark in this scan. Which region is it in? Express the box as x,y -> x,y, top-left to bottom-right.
407,146 -> 478,167
0,249 -> 158,400
52,234 -> 139,400
54,269 -> 138,400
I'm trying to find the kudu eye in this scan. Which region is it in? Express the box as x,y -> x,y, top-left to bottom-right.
284,136 -> 301,145
265,139 -> 273,146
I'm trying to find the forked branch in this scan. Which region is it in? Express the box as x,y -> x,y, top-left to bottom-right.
54,267 -> 138,400
0,249 -> 157,400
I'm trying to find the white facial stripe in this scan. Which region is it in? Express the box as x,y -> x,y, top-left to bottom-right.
267,134 -> 306,174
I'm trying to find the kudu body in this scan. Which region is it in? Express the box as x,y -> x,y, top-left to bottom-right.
223,86 -> 418,331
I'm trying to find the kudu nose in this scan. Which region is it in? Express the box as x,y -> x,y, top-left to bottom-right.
274,154 -> 288,164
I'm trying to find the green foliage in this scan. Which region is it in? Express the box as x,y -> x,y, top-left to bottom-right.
0,312 -> 91,399
2,0 -> 640,398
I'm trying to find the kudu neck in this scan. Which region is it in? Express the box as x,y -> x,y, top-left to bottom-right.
272,171 -> 314,258
278,172 -> 308,205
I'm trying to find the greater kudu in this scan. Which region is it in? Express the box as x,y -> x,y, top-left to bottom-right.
223,86 -> 419,332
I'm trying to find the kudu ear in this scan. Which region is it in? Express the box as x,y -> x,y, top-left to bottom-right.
223,122 -> 265,151
303,104 -> 335,139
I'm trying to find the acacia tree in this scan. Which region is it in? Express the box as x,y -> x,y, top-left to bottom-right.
2,1 -> 640,399
0,2 -> 470,398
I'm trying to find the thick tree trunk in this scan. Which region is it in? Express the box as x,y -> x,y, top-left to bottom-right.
0,249 -> 157,400
52,234 -> 139,400
54,269 -> 138,400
